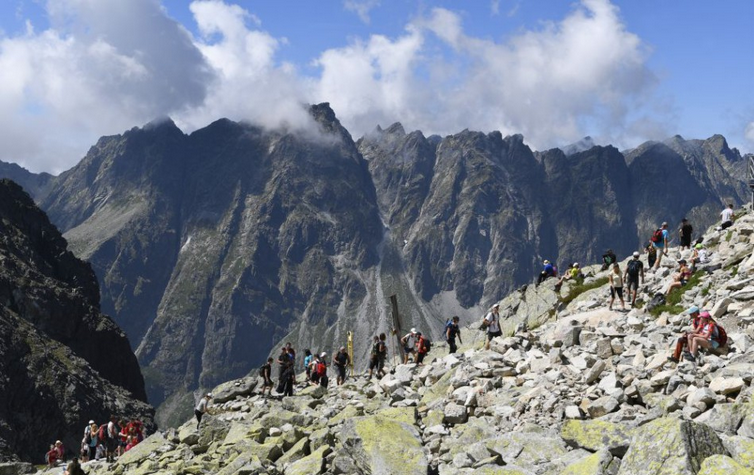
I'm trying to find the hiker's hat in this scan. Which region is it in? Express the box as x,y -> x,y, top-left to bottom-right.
700,311 -> 711,319
662,221 -> 668,226
573,262 -> 579,267
340,346 -> 346,351
695,243 -> 703,249
410,327 -> 416,333
543,259 -> 550,264
492,303 -> 500,308
206,393 -> 212,398
633,251 -> 640,258
320,352 -> 327,357
55,440 -> 62,445
678,259 -> 687,264
685,305 -> 699,315
89,420 -> 95,425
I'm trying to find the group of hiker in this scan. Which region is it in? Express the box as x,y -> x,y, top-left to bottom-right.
45,417 -> 145,473
669,305 -> 728,363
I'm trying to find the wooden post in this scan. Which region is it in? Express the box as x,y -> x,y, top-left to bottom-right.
389,295 -> 404,365
347,331 -> 354,377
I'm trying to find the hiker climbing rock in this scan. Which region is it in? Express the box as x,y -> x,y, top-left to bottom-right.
194,393 -> 212,429
482,304 -> 502,350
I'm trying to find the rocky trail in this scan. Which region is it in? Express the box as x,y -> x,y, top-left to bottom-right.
28,209 -> 754,475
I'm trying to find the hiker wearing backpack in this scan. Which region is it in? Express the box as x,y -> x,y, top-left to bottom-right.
415,332 -> 430,365
377,333 -> 388,376
333,346 -> 351,385
483,304 -> 502,350
445,316 -> 462,354
686,311 -> 726,361
260,357 -> 273,396
401,328 -> 418,364
668,305 -> 703,363
624,252 -> 645,307
105,415 -> 119,463
303,349 -> 313,381
679,218 -> 693,250
316,352 -> 329,388
278,359 -> 295,397
651,222 -> 669,269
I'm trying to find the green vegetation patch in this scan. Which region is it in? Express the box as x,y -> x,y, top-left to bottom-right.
560,277 -> 609,307
649,271 -> 704,317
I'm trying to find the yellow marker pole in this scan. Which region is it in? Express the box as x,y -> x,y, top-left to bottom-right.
347,331 -> 354,377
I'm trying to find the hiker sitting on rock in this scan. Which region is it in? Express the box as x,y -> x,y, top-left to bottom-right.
536,260 -> 557,285
555,262 -> 583,291
666,259 -> 692,296
46,444 -> 59,467
686,311 -> 722,361
668,306 -> 703,363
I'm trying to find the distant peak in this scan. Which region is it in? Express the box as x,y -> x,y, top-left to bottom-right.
143,116 -> 180,132
385,123 -> 405,136
562,136 -> 597,156
309,102 -> 338,125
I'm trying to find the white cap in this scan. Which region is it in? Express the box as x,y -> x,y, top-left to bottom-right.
89,420 -> 95,425
410,328 -> 416,333
492,303 -> 500,308
633,251 -> 640,257
206,393 -> 212,398
320,352 -> 327,357
573,262 -> 579,267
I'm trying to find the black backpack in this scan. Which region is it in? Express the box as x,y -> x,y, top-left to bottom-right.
258,364 -> 266,378
626,259 -> 642,277
646,293 -> 666,312
422,337 -> 432,352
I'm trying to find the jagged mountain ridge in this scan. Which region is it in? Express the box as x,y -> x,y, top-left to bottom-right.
0,105 -> 747,426
0,180 -> 153,463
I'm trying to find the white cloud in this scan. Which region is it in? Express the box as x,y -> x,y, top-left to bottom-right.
0,0 -> 667,172
344,0 -> 381,24
746,122 -> 754,147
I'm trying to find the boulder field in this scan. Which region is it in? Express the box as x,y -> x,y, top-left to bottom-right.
33,209 -> 754,475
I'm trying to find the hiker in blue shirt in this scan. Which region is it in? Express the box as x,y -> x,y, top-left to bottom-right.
651,222 -> 669,269
537,260 -> 557,285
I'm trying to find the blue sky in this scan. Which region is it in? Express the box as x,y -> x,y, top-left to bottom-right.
0,0 -> 751,173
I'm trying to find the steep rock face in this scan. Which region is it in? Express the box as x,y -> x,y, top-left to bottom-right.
38,105 -> 383,424
0,180 -> 152,462
0,161 -> 53,202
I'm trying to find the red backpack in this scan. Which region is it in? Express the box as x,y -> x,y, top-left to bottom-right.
98,424 -> 108,441
714,323 -> 728,346
651,229 -> 663,244
316,361 -> 327,376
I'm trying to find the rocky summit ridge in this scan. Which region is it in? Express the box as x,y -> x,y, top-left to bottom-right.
25,207 -> 754,475
0,105 -> 748,427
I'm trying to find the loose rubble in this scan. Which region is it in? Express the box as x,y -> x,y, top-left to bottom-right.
30,212 -> 754,475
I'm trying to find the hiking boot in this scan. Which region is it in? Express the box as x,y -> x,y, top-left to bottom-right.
667,356 -> 679,363
683,352 -> 695,362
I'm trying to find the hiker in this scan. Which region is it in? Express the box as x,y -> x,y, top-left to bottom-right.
303,349 -> 313,381
679,218 -> 693,249
260,357 -> 274,396
333,346 -> 350,385
84,423 -> 99,461
285,342 -> 297,364
445,316 -> 462,354
666,259 -> 692,296
64,457 -> 86,475
400,328 -> 418,364
79,437 -> 89,463
601,250 -> 617,271
719,203 -> 735,230
118,420 -> 128,456
317,352 -> 329,388
483,303 -> 502,350
377,333 -> 388,377
368,336 -> 381,378
194,393 -> 212,429
645,241 -> 657,269
415,332 -> 429,365
686,311 -> 724,361
537,260 -> 557,285
690,243 -> 707,271
555,262 -> 583,290
624,252 -> 645,307
106,415 -> 119,462
46,444 -> 58,467
651,222 -> 669,269
54,440 -> 65,461
276,347 -> 289,382
278,359 -> 295,397
608,263 -> 625,311
668,305 -> 703,363
309,354 -> 321,385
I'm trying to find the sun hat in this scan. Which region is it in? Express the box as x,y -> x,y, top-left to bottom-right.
320,352 -> 327,357
89,420 -> 95,425
573,262 -> 579,267
684,305 -> 700,315
543,259 -> 550,264
410,327 -> 416,333
206,393 -> 212,398
700,311 -> 711,318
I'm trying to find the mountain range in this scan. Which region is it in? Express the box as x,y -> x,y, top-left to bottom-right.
1,104 -> 748,425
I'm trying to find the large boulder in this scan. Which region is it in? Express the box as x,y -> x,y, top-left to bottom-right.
617,418 -> 727,475
339,414 -> 426,475
561,419 -> 633,456
697,454 -> 751,475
